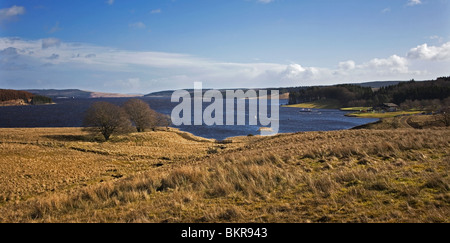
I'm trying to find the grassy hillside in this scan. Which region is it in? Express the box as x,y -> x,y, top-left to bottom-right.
0,127 -> 448,223
353,115 -> 447,130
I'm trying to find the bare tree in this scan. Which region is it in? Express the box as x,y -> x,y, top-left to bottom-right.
438,107 -> 450,127
123,99 -> 158,132
83,102 -> 132,141
155,113 -> 172,130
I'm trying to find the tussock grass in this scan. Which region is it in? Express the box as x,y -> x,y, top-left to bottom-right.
0,127 -> 449,222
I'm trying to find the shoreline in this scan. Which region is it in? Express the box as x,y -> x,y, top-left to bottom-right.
0,123 -> 379,142
0,102 -> 56,107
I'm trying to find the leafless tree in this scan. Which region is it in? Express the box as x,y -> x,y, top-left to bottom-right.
123,99 -> 158,132
155,113 -> 172,130
83,102 -> 132,141
437,107 -> 450,127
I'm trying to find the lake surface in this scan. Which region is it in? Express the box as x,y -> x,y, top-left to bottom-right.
0,97 -> 378,140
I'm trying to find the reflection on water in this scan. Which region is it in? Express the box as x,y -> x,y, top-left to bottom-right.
0,97 -> 378,140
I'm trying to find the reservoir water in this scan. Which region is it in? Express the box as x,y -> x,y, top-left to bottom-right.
0,97 -> 378,140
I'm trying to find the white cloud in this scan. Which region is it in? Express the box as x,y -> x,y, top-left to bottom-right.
0,5 -> 25,23
381,8 -> 391,14
0,47 -> 19,56
150,9 -> 161,14
361,55 -> 409,74
129,22 -> 146,29
338,60 -> 356,70
0,37 -> 449,92
407,0 -> 422,6
280,64 -> 320,80
41,38 -> 61,49
407,42 -> 450,61
428,35 -> 443,43
106,0 -> 115,5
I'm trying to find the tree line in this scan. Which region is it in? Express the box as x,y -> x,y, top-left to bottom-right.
0,89 -> 53,104
288,76 -> 450,108
0,89 -> 34,102
83,99 -> 171,141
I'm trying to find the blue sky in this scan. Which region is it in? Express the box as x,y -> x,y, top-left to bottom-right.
0,0 -> 449,93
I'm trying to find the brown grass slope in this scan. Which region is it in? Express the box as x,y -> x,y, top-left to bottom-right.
0,128 -> 449,223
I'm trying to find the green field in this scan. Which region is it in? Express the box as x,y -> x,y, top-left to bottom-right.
282,99 -> 342,109
340,107 -> 372,111
346,111 -> 424,118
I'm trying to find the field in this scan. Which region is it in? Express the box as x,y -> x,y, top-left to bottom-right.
346,111 -> 424,118
340,107 -> 373,111
282,99 -> 342,109
0,127 -> 449,223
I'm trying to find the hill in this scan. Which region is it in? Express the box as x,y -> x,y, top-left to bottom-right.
144,81 -> 407,99
288,76 -> 450,108
26,89 -> 142,99
0,127 -> 448,223
145,88 -> 289,99
350,81 -> 405,89
0,89 -> 53,106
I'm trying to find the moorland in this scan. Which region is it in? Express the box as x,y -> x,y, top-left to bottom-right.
0,123 -> 448,223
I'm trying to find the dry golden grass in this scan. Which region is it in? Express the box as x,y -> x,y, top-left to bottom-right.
0,128 -> 219,204
355,115 -> 446,130
0,127 -> 449,223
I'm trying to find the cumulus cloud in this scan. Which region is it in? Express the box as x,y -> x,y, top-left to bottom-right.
361,55 -> 409,74
0,5 -> 25,23
1,37 -> 448,92
407,42 -> 450,61
338,60 -> 356,70
280,64 -> 320,80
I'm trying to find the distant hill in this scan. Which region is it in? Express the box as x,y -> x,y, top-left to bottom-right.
145,90 -> 176,97
25,89 -> 142,99
145,88 -> 291,98
353,81 -> 407,89
144,81 -> 407,98
350,81 -> 406,89
288,76 -> 450,108
25,89 -> 92,99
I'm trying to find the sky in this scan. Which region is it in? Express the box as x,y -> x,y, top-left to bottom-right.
0,0 -> 449,94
